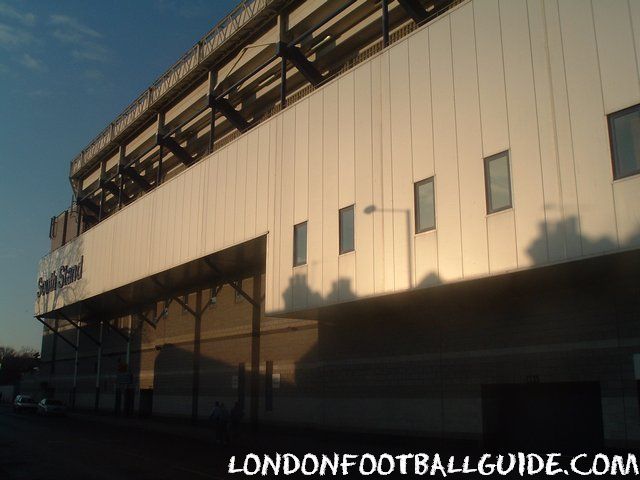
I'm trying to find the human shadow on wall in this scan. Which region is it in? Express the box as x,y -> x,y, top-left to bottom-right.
278,215 -> 640,451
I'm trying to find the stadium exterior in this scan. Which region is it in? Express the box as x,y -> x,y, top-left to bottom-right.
31,0 -> 640,449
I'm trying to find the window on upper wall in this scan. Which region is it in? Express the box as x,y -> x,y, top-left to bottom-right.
484,150 -> 512,214
339,205 -> 355,254
414,177 -> 436,233
608,104 -> 640,180
293,221 -> 307,267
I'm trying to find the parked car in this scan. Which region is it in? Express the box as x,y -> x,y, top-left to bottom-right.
13,395 -> 37,413
37,398 -> 66,416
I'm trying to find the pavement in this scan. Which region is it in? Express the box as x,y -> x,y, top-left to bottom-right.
0,404 -> 636,479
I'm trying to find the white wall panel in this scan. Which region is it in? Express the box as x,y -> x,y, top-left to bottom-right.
527,0 -> 565,263
322,83 -> 340,302
370,55 -> 386,295
389,42 -> 414,291
307,92 -> 324,305
592,0 -> 640,114
338,74 -> 355,209
380,51 -> 396,291
500,0 -> 547,267
430,16 -> 463,282
614,177 -> 640,248
214,149 -> 227,251
354,63 -> 375,298
558,0 -> 618,254
543,0 -> 582,258
487,209 -> 517,273
294,101 -> 310,225
408,28 -> 434,183
255,123 -> 271,236
280,108 -> 297,310
245,130 -> 259,240
234,136 -> 248,244
224,142 -> 238,247
451,3 -> 489,278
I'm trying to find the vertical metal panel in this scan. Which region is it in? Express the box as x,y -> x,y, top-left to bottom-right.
408,28 -> 434,183
338,73 -> 355,209
337,253 -> 356,301
474,0 -> 509,156
527,0 -> 565,262
354,62 -> 375,297
558,0 -> 618,254
500,0 -> 547,267
430,16 -> 463,281
487,209 -> 518,273
245,130 -> 259,239
179,170 -> 192,262
613,177 -> 640,247
203,153 -> 218,253
370,55 -> 386,295
307,91 -> 324,305
592,0 -> 640,113
543,0 -> 582,258
224,142 -> 238,247
280,108 -> 297,311
322,82 -> 340,302
631,0 -> 640,83
451,4 -> 489,278
265,119 -> 279,312
214,149 -> 227,250
294,100 -> 310,225
380,51 -> 396,291
234,136 -> 248,244
255,122 -> 272,236
389,42 -> 414,291
414,231 -> 439,287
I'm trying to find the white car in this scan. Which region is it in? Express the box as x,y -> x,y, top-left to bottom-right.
13,395 -> 37,413
37,398 -> 66,416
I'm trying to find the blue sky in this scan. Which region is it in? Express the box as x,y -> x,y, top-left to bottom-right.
0,0 -> 237,349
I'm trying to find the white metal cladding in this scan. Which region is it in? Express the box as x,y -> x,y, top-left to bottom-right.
37,0 -> 640,317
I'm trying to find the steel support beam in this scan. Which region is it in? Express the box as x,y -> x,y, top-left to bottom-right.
71,326 -> 80,410
157,112 -> 165,186
207,69 -> 217,154
100,177 -> 120,198
173,295 -> 197,318
209,96 -> 249,133
35,316 -> 77,351
382,0 -> 390,47
277,42 -> 323,87
228,281 -> 260,308
118,145 -> 126,209
279,11 -> 288,109
58,312 -> 101,346
78,196 -> 100,217
95,320 -> 103,411
121,165 -> 151,191
191,290 -> 202,423
397,0 -> 429,24
104,319 -> 129,341
157,135 -> 194,166
250,274 -> 262,429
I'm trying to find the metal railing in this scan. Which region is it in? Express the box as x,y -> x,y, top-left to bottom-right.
70,0 -> 275,178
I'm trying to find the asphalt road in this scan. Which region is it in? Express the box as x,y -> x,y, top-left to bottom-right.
0,406 -> 229,480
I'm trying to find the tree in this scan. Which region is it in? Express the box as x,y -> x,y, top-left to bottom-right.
0,346 -> 40,385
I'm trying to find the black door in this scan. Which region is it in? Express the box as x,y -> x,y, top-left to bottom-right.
482,382 -> 604,451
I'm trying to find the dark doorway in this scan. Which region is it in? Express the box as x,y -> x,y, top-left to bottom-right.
482,382 -> 604,451
139,388 -> 153,418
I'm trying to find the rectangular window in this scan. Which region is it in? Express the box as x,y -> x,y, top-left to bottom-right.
293,221 -> 307,266
339,205 -> 355,254
484,150 -> 512,213
414,177 -> 436,233
608,104 -> 640,179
